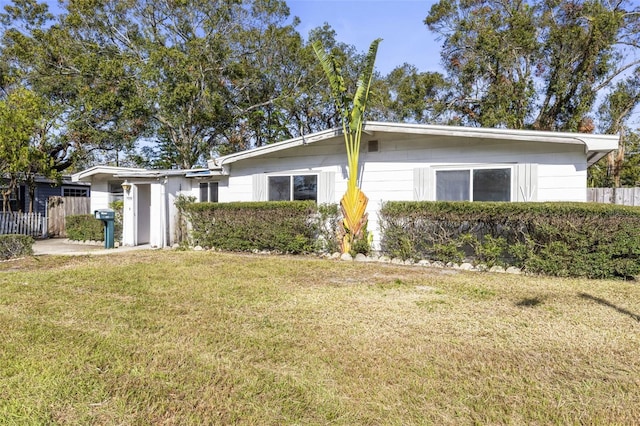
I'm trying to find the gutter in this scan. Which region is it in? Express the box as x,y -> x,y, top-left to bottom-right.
208,127 -> 343,169
204,121 -> 618,170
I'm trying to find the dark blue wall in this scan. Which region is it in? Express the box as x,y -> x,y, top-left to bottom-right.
23,183 -> 90,215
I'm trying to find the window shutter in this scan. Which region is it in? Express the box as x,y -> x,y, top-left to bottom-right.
413,167 -> 431,201
318,171 -> 335,204
515,164 -> 538,201
252,174 -> 267,201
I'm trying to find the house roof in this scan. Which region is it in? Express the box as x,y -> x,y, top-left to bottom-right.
207,121 -> 619,169
72,166 -> 216,182
71,166 -> 148,182
2,173 -> 90,186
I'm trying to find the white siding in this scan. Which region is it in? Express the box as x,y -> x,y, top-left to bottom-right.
149,183 -> 163,248
87,179 -> 111,212
538,164 -> 587,201
218,133 -> 589,249
165,177 -> 192,246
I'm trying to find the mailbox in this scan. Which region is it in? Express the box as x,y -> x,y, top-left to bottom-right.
94,209 -> 115,221
94,209 -> 115,249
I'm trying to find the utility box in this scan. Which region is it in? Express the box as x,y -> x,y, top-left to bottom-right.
94,209 -> 116,249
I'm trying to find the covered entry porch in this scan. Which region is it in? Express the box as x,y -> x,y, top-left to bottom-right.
72,166 -> 207,248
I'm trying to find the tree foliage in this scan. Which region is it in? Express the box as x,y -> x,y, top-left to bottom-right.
425,0 -> 640,132
2,0 -> 639,184
0,1 -> 443,172
1,0 -> 325,169
589,75 -> 640,187
59,0 -> 304,168
0,87 -> 58,212
1,0 -> 146,171
379,63 -> 449,123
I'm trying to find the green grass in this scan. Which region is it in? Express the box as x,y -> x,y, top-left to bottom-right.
1,251 -> 639,424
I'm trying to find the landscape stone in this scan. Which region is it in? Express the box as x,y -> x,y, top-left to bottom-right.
340,253 -> 353,261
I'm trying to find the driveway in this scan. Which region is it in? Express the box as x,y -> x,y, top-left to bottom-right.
33,238 -> 152,256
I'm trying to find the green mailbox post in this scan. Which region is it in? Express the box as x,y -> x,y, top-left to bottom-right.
94,209 -> 116,249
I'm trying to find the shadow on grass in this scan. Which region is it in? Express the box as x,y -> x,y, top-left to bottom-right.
579,292 -> 640,322
516,297 -> 543,307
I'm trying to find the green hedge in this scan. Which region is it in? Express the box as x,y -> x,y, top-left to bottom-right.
66,215 -> 104,241
183,201 -> 339,254
0,234 -> 34,259
379,202 -> 640,279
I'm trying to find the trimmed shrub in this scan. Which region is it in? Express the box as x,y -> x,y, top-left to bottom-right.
109,201 -> 124,242
183,201 -> 330,254
317,203 -> 342,254
379,201 -> 640,279
0,234 -> 34,259
66,215 -> 104,242
174,195 -> 197,247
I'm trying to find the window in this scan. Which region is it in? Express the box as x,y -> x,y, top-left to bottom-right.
199,182 -> 218,202
0,186 -> 19,212
268,175 -> 317,201
108,182 -> 124,204
436,168 -> 511,201
0,186 -> 18,201
63,187 -> 89,197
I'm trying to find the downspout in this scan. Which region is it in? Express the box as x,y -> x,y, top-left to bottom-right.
161,177 -> 168,248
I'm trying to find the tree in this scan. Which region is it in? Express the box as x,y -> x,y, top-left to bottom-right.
2,1 -> 392,170
59,0 -> 300,168
262,24 -> 378,143
379,63 -> 449,123
589,75 -> 640,187
425,0 -> 640,132
1,0 -> 145,172
0,87 -> 54,212
313,38 -> 381,255
1,0 -> 306,169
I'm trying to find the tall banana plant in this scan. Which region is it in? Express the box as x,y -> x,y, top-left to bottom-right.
313,38 -> 381,254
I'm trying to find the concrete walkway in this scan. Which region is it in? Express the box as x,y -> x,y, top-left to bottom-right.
33,238 -> 153,256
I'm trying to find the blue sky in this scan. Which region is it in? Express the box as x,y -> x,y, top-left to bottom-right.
286,0 -> 443,75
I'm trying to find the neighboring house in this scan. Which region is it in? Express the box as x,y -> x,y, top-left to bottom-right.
72,122 -> 619,249
1,175 -> 90,215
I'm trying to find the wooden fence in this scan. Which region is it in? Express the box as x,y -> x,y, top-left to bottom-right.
0,212 -> 47,238
47,196 -> 91,237
587,188 -> 640,207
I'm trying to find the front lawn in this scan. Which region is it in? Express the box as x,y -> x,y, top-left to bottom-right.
1,251 -> 639,424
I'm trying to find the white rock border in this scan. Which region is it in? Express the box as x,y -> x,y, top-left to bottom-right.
180,245 -> 524,275
332,251 -> 523,274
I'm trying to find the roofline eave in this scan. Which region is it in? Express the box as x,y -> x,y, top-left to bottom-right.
200,121 -> 619,170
